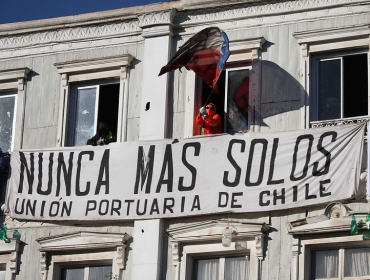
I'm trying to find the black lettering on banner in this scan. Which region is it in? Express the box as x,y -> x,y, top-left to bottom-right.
191,195 -> 201,211
223,140 -> 245,187
218,192 -> 229,207
320,179 -> 331,197
15,198 -> 24,214
181,197 -> 185,212
76,151 -> 94,196
178,143 -> 201,191
156,144 -> 174,193
293,186 -> 298,202
98,200 -> 109,215
136,199 -> 148,215
85,200 -> 97,216
273,188 -> 285,205
246,139 -> 268,187
163,198 -> 175,214
37,153 -> 53,195
49,201 -> 60,217
40,201 -> 46,216
150,199 -> 160,215
18,152 -> 35,194
290,135 -> 314,181
125,200 -> 134,216
56,152 -> 74,196
95,149 -> 110,195
61,201 -> 72,216
134,146 -> 155,194
111,200 -> 121,216
313,132 -> 337,176
305,183 -> 317,200
26,199 -> 36,216
267,138 -> 284,185
259,191 -> 270,206
231,192 -> 243,208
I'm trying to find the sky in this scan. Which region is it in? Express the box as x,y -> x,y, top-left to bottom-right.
0,0 -> 171,24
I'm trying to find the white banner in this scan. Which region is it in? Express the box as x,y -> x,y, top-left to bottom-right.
5,123 -> 365,221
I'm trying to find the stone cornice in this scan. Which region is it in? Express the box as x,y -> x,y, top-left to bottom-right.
0,20 -> 140,50
175,0 -> 370,26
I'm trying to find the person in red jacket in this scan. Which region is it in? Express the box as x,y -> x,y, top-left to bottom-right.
195,103 -> 222,134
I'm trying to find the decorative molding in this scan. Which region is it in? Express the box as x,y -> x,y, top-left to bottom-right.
0,68 -> 30,83
175,0 -> 370,26
139,10 -> 176,38
54,54 -> 134,75
0,20 -> 140,50
116,246 -> 126,270
311,116 -> 370,129
170,242 -> 179,266
138,10 -> 177,28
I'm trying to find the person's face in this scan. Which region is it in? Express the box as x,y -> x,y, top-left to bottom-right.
206,104 -> 215,116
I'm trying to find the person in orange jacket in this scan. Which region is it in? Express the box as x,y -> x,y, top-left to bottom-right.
195,103 -> 222,134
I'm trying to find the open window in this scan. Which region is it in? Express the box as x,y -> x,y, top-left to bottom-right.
195,66 -> 251,135
0,68 -> 30,152
67,81 -> 120,146
311,51 -> 368,122
55,55 -> 133,147
294,24 -> 370,127
183,38 -> 266,138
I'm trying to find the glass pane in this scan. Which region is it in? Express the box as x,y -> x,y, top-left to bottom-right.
225,256 -> 250,280
344,247 -> 370,277
0,95 -> 16,153
62,267 -> 84,280
72,87 -> 97,146
194,259 -> 219,280
89,265 -> 112,280
311,250 -> 338,279
227,69 -> 250,132
317,59 -> 341,121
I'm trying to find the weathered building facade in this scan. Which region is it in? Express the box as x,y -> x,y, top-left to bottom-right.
0,0 -> 369,279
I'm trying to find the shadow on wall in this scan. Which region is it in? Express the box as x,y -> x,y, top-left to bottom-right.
254,59 -> 308,128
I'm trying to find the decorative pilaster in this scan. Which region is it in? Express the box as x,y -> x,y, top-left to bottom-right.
171,242 -> 179,267
291,236 -> 300,280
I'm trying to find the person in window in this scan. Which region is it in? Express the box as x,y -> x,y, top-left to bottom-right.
195,103 -> 222,135
86,121 -> 115,146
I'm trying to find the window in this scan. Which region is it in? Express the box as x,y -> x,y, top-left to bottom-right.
0,68 -> 30,152
311,52 -> 368,121
67,81 -> 120,146
0,92 -> 16,152
62,265 -> 112,280
55,55 -> 133,147
193,256 -> 250,280
167,220 -> 269,280
294,24 -> 370,127
0,238 -> 21,280
195,66 -> 251,135
37,231 -> 131,280
310,247 -> 370,279
183,38 -> 266,138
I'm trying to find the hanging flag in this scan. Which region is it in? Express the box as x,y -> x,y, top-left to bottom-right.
159,27 -> 230,88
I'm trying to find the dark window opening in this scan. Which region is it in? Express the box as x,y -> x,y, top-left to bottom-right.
314,52 -> 368,121
195,67 -> 250,136
67,82 -> 120,146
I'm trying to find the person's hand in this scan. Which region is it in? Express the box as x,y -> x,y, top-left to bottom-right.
199,107 -> 208,118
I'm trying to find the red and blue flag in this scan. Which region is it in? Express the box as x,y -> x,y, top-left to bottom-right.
159,27 -> 230,88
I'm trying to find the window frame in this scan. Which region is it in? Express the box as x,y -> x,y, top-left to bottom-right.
294,24 -> 370,128
0,68 -> 30,152
66,80 -> 120,146
0,238 -> 21,280
37,231 -> 131,280
54,55 -> 133,147
310,50 -> 369,122
167,220 -> 268,280
183,37 -> 266,138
